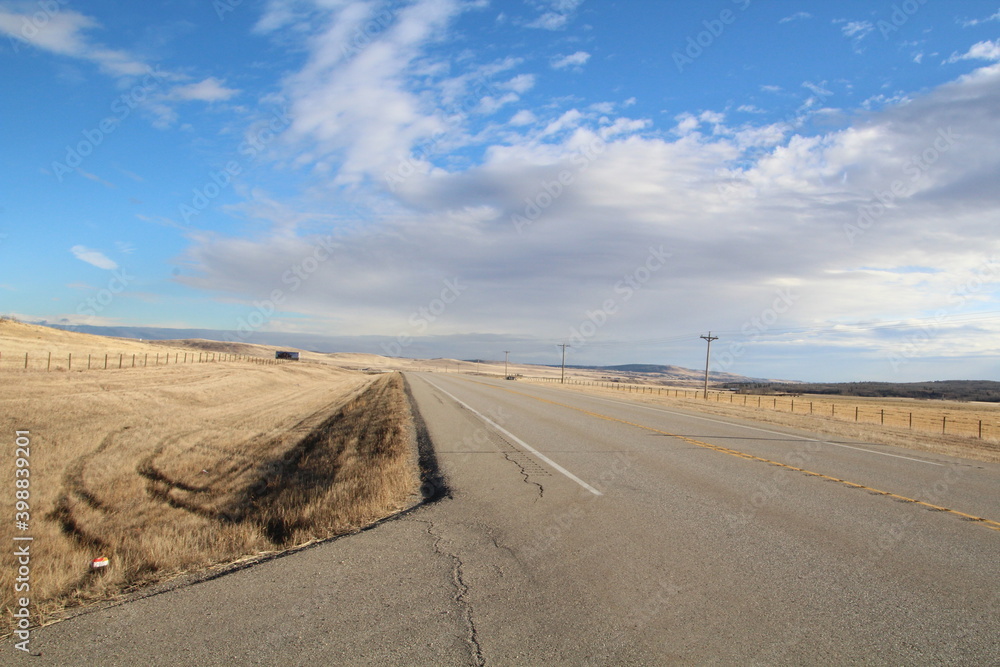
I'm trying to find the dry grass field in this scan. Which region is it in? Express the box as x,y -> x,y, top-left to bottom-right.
0,321 -> 421,635
523,379 -> 1000,464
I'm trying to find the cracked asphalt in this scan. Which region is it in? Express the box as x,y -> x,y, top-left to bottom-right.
10,372 -> 1000,665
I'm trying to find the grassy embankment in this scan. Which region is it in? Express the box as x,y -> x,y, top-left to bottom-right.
0,320 -> 421,634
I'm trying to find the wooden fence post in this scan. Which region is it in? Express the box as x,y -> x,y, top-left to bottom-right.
47,351 -> 51,371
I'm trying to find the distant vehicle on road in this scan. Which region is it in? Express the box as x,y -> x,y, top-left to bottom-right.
275,351 -> 299,360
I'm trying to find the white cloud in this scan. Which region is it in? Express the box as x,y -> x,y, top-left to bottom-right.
961,9 -> 1000,27
477,92 -> 520,114
0,8 -> 155,77
504,73 -> 536,94
71,246 -> 118,270
840,20 -> 874,39
0,6 -> 235,128
276,0 -> 471,184
77,169 -> 116,189
779,12 -> 811,24
540,109 -> 583,136
946,39 -> 1000,63
526,0 -> 584,30
179,58 -> 1000,379
551,50 -> 591,69
509,109 -> 537,126
167,77 -> 240,103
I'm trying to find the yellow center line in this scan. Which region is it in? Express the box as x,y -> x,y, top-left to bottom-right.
455,376 -> 1000,533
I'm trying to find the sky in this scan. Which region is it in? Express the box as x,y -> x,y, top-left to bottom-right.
1,0 -> 999,382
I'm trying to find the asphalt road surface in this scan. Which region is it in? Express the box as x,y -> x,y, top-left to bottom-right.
10,373 -> 1000,665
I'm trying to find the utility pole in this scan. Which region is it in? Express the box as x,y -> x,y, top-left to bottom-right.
700,332 -> 718,399
504,350 -> 510,378
558,343 -> 569,384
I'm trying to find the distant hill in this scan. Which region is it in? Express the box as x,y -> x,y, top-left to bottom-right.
43,323 -> 385,353
723,380 -> 1000,403
550,363 -> 781,384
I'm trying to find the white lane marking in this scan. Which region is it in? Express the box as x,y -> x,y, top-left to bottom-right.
422,377 -> 603,496
505,382 -> 946,467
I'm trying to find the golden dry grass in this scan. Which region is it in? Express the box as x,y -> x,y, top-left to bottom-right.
0,319 -> 282,371
0,325 -> 421,635
522,379 -> 1000,464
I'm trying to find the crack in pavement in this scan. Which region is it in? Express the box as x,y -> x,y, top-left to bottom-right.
486,430 -> 547,499
410,517 -> 485,667
500,450 -> 545,499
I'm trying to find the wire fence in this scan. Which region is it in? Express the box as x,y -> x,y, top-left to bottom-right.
520,376 -> 1000,442
0,350 -> 286,372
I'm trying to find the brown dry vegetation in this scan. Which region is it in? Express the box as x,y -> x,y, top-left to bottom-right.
521,379 -> 1000,464
0,323 -> 421,634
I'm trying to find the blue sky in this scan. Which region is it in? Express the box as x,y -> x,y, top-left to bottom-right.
2,0 -> 1000,381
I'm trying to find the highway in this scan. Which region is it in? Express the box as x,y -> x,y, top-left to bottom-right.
13,372 -> 1000,664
